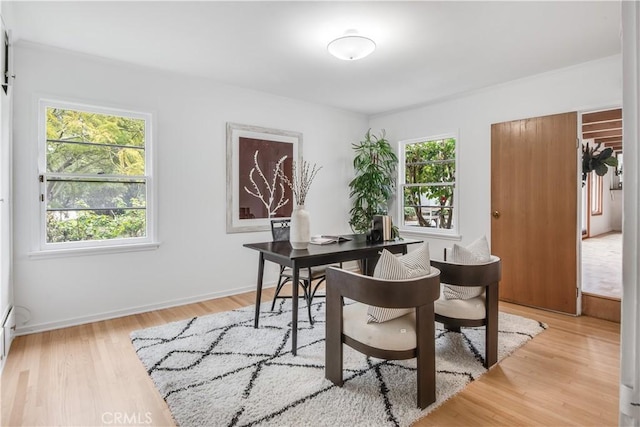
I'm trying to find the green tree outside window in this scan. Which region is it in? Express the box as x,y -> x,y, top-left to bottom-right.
403,137 -> 455,230
44,106 -> 148,243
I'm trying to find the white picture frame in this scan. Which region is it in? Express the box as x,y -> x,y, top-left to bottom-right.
226,122 -> 302,233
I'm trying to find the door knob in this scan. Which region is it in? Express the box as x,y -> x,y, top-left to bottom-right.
492,210 -> 501,219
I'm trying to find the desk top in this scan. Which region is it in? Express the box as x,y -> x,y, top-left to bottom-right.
243,234 -> 423,260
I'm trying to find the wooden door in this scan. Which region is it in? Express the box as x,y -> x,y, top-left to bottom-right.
491,112 -> 578,314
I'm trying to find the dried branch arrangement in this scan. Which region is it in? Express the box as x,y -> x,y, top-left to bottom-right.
278,158 -> 322,206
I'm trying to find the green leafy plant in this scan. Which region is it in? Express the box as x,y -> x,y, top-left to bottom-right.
582,142 -> 618,185
348,129 -> 398,233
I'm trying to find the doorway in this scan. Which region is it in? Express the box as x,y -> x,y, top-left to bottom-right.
579,108 -> 623,322
491,112 -> 579,315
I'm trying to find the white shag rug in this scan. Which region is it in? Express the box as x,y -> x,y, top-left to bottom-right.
130,299 -> 546,427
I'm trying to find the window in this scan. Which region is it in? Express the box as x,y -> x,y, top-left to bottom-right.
398,134 -> 458,235
590,172 -> 603,216
38,100 -> 155,251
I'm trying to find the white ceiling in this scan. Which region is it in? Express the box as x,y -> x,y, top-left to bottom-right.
7,1 -> 622,116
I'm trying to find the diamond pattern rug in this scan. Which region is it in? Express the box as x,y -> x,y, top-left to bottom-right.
130,299 -> 546,427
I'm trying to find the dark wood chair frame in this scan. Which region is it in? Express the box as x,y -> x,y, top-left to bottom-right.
270,219 -> 326,324
325,267 -> 441,409
431,256 -> 502,368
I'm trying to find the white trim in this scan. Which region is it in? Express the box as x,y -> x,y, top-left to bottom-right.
28,241 -> 160,259
576,112 -> 583,315
13,261 -> 359,334
400,230 -> 462,242
36,98 -> 157,253
15,282 -> 273,335
397,132 -> 459,236
620,2 -> 640,424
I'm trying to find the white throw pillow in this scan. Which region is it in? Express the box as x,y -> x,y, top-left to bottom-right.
367,243 -> 431,323
442,236 -> 491,300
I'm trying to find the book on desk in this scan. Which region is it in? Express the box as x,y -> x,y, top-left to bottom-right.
309,235 -> 352,245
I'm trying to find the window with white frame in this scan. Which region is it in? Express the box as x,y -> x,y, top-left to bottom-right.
590,172 -> 603,216
398,134 -> 458,234
38,100 -> 154,250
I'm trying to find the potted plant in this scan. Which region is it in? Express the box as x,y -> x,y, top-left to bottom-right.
348,129 -> 398,234
582,142 -> 618,185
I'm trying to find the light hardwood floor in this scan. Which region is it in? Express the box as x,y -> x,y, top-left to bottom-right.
582,231 -> 622,299
1,288 -> 620,426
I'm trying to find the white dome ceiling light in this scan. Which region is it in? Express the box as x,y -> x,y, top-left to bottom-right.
327,30 -> 376,61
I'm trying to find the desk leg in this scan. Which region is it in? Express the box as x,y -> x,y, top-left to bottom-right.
254,253 -> 265,329
291,261 -> 299,356
362,257 -> 377,276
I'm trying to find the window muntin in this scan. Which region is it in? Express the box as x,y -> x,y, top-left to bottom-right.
39,101 -> 153,249
398,135 -> 458,234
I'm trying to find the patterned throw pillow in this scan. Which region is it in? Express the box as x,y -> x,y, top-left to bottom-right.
366,243 -> 431,323
442,235 -> 491,300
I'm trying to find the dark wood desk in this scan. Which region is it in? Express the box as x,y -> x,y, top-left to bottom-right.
244,234 -> 423,355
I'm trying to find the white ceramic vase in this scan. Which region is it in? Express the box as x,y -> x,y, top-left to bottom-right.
290,205 -> 310,249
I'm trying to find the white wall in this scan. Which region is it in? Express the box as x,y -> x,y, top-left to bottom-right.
370,55 -> 622,257
11,44 -> 624,334
0,1 -> 14,371
610,189 -> 623,231
12,42 -> 367,333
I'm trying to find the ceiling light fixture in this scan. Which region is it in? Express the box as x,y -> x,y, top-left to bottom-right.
327,30 -> 376,61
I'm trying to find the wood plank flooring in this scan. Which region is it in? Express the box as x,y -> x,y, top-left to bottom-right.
1,288 -> 620,426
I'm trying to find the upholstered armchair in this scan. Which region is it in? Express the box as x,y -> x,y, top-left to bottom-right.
324,266 -> 441,409
431,255 -> 502,368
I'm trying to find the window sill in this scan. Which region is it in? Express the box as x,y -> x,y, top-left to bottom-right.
399,229 -> 462,241
28,242 -> 161,259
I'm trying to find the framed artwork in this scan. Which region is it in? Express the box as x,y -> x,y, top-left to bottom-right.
226,122 -> 302,233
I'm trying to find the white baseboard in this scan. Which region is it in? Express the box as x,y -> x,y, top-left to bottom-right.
15,283 -> 276,336
14,263 -> 363,336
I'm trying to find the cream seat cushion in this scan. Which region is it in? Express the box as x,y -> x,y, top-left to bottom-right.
281,266 -> 327,280
435,287 -> 486,320
343,302 -> 417,351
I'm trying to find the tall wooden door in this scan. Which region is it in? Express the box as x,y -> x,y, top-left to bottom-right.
491,112 -> 578,314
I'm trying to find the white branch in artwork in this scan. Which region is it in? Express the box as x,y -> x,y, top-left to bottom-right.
272,180 -> 289,214
243,150 -> 290,217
